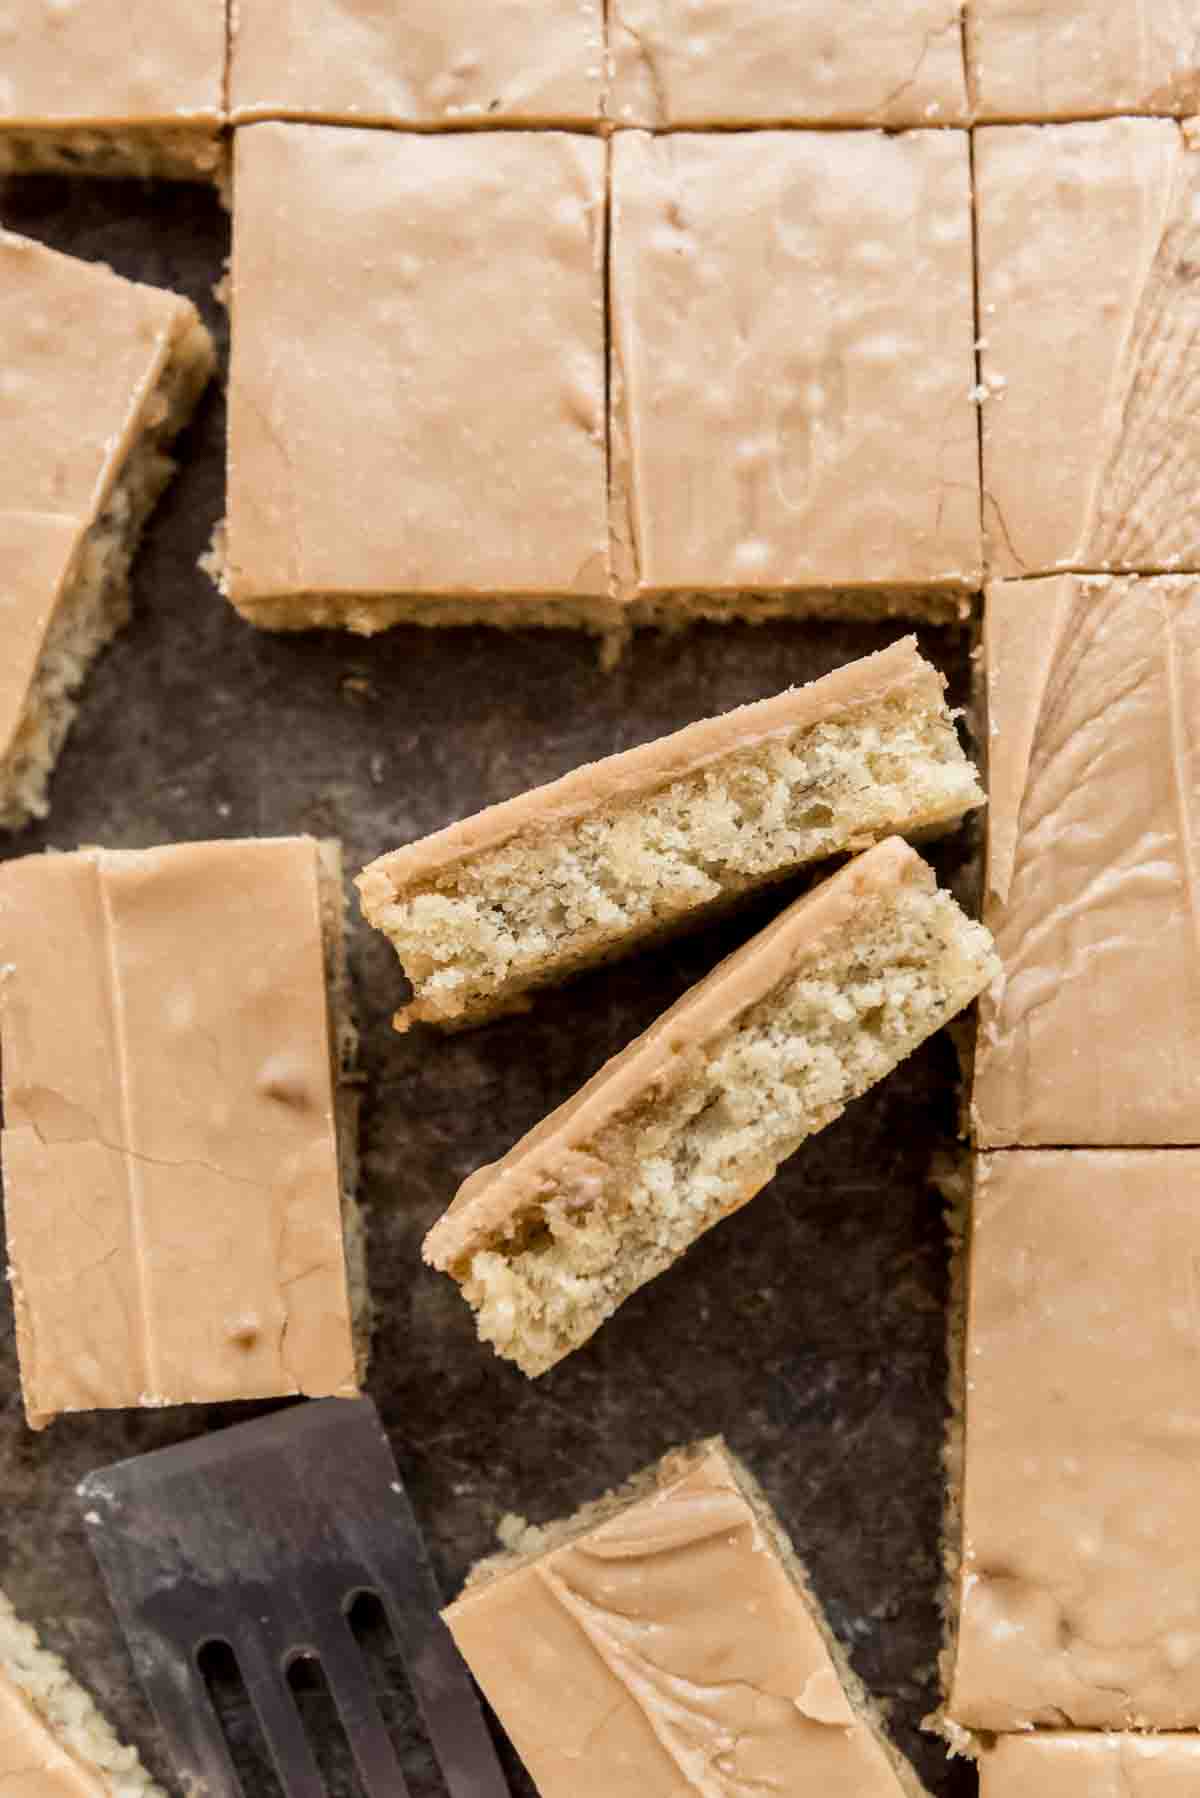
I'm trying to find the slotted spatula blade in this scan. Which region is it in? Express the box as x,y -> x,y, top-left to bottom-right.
78,1397 -> 510,1798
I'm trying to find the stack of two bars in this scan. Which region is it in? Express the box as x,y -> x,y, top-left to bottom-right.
352,637 -> 998,1797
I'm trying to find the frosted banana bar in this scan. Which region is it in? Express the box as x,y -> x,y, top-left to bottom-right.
359,638 -> 983,1030
425,837 -> 997,1375
446,1439 -> 934,1798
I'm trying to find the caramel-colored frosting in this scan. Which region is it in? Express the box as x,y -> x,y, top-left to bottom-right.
610,130 -> 980,597
227,124 -> 609,609
980,1733 -> 1200,1797
969,0 -> 1200,120
610,0 -> 967,126
426,838 -> 986,1269
0,1673 -> 104,1798
0,0 -> 223,124
0,838 -> 356,1430
0,231 -> 200,766
973,574 -> 1200,1148
0,514 -> 80,762
0,230 -> 194,527
446,1442 -> 919,1797
977,119 -> 1200,577
360,636 -> 967,896
951,1151 -> 1200,1731
230,0 -> 603,126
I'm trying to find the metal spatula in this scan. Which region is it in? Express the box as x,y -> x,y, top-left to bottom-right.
78,1398 -> 510,1798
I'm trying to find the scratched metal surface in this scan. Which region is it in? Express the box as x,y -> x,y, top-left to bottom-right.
0,174 -> 979,1797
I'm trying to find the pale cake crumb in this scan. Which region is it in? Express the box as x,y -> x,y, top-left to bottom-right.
0,1587 -> 163,1798
425,841 -> 997,1376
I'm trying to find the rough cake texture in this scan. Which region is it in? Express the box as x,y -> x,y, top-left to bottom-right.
976,118 -> 1200,577
944,1151 -> 1200,1734
979,1732 -> 1200,1795
973,574 -> 1200,1147
219,124 -> 611,633
447,1439 -> 933,1798
609,0 -> 967,127
0,231 -> 215,831
0,838 -> 362,1429
424,839 -> 997,1376
968,0 -> 1200,120
0,1589 -> 161,1798
610,129 -> 981,610
0,0 -> 224,181
229,0 -> 605,126
359,638 -> 984,1030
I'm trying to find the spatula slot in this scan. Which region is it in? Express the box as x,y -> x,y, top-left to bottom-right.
344,1591 -> 448,1796
198,1637 -> 287,1798
287,1651 -> 368,1798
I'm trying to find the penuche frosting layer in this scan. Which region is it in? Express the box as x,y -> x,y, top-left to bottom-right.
610,128 -> 980,598
360,637 -> 966,891
0,0 -> 223,127
226,124 -> 610,613
229,0 -> 604,126
974,574 -> 1200,1148
0,229 -> 198,531
950,1150 -> 1200,1731
977,118 -> 1200,577
609,0 -> 967,126
980,1733 -> 1200,1796
0,838 -> 357,1429
446,1441 -> 925,1797
969,0 -> 1200,121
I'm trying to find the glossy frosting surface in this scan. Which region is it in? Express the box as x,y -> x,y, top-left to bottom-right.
0,230 -> 188,529
977,119 -> 1200,576
974,574 -> 1200,1147
0,0 -> 223,124
610,0 -> 967,125
969,0 -> 1200,119
981,1733 -> 1200,1796
611,129 -> 980,595
447,1443 -> 917,1796
0,838 -> 356,1427
952,1151 -> 1200,1729
227,125 -> 609,608
230,0 -> 603,125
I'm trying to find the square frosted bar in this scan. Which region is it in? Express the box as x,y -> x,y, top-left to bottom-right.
0,838 -> 359,1429
610,129 -> 981,621
968,0 -> 1200,121
948,1151 -> 1200,1732
221,126 -> 611,634
609,0 -> 967,127
0,0 -> 224,180
974,574 -> 1200,1148
976,119 -> 1200,578
230,0 -> 604,127
447,1440 -> 932,1798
